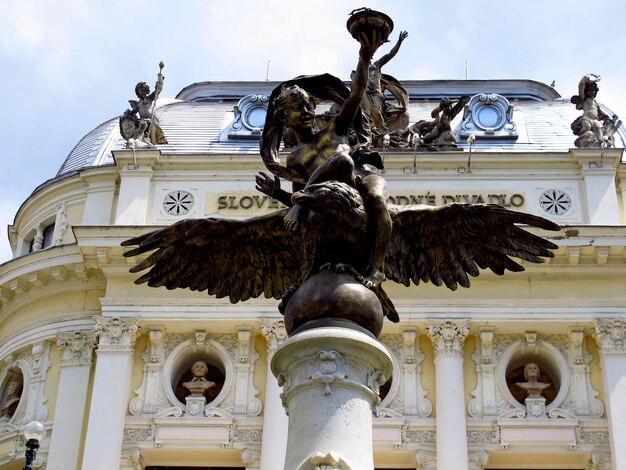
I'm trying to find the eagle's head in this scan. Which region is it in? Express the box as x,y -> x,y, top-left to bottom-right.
292,181 -> 367,224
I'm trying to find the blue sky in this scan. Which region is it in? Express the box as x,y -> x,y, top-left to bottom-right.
1,0 -> 625,262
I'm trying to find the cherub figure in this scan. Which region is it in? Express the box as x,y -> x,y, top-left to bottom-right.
361,31 -> 409,132
258,29 -> 392,289
120,61 -> 168,148
571,74 -> 620,148
410,96 -> 470,150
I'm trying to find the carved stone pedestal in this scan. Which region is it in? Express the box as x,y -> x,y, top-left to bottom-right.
525,396 -> 546,418
185,396 -> 206,416
271,327 -> 392,470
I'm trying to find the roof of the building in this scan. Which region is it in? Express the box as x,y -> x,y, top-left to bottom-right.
55,79 -> 625,178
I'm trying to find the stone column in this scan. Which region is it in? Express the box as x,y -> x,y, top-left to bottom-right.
81,317 -> 140,470
427,320 -> 470,470
259,320 -> 288,470
593,319 -> 626,470
46,331 -> 97,470
272,327 -> 392,470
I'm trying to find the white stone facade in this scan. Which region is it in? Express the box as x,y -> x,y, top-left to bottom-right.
0,80 -> 624,469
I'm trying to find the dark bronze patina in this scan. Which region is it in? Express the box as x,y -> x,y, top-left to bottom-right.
123,10 -> 561,338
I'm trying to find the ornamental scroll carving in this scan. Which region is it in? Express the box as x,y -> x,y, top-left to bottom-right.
309,351 -> 347,396
57,330 -> 97,366
593,319 -> 625,353
427,320 -> 469,357
94,317 -> 140,352
260,319 -> 287,357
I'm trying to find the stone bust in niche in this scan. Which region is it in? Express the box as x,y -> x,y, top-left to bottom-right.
182,360 -> 216,397
515,362 -> 551,398
0,380 -> 23,419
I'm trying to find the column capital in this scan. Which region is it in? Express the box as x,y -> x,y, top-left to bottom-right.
241,448 -> 261,468
593,319 -> 625,353
260,319 -> 287,356
94,317 -> 141,352
57,330 -> 98,366
427,320 -> 470,357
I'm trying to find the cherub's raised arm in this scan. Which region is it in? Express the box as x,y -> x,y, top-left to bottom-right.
336,41 -> 377,136
374,31 -> 408,69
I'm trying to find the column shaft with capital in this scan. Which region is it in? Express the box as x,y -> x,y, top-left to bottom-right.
81,317 -> 140,470
593,319 -> 626,470
427,320 -> 470,470
47,330 -> 97,470
259,320 -> 288,470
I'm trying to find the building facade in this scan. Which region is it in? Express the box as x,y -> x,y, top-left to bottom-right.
0,79 -> 625,470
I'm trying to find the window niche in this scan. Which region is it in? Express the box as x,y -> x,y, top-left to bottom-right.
162,336 -> 234,416
497,335 -> 570,418
0,370 -> 24,420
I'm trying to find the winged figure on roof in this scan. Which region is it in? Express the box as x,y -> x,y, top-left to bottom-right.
123,9 -> 560,338
120,61 -> 168,148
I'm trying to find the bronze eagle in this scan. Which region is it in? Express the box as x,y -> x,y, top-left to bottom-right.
122,181 -> 560,324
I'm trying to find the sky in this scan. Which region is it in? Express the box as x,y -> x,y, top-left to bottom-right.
1,0 -> 625,263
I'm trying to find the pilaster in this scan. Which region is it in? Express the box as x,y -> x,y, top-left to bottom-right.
573,149 -> 621,224
81,317 -> 140,470
593,319 -> 626,470
47,330 -> 97,470
259,320 -> 288,470
113,149 -> 160,225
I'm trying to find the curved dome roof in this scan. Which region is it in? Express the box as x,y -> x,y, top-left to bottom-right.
55,80 -> 626,178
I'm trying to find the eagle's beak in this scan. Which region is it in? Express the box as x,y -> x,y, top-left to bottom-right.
291,190 -> 315,206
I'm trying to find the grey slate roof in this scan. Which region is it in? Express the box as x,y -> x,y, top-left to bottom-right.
56,82 -> 625,178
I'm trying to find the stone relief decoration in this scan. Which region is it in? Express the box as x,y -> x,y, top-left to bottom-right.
569,328 -> 603,418
94,317 -> 140,353
131,329 -> 260,418
415,449 -> 436,469
241,448 -> 261,467
227,94 -> 269,140
378,331 -> 431,418
229,426 -> 262,443
576,427 -> 609,447
123,426 -> 154,443
56,330 -> 97,367
119,447 -> 143,470
459,93 -> 518,141
593,319 -> 625,353
588,452 -> 612,470
261,319 -> 288,359
538,189 -> 573,217
488,330 -> 602,419
426,320 -> 469,358
309,351 -> 346,396
162,190 -> 195,217
0,342 -> 51,430
402,428 -> 436,444
297,451 -> 352,470
469,329 -> 497,418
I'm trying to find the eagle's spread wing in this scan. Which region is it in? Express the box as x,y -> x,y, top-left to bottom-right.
386,204 -> 560,290
122,211 -> 301,302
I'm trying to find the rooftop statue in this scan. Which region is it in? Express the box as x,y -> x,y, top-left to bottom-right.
359,30 -> 409,133
410,96 -> 471,151
571,74 -> 621,148
123,9 -> 560,338
120,61 -> 168,148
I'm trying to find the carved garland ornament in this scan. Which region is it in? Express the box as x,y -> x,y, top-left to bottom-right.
593,319 -> 625,353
